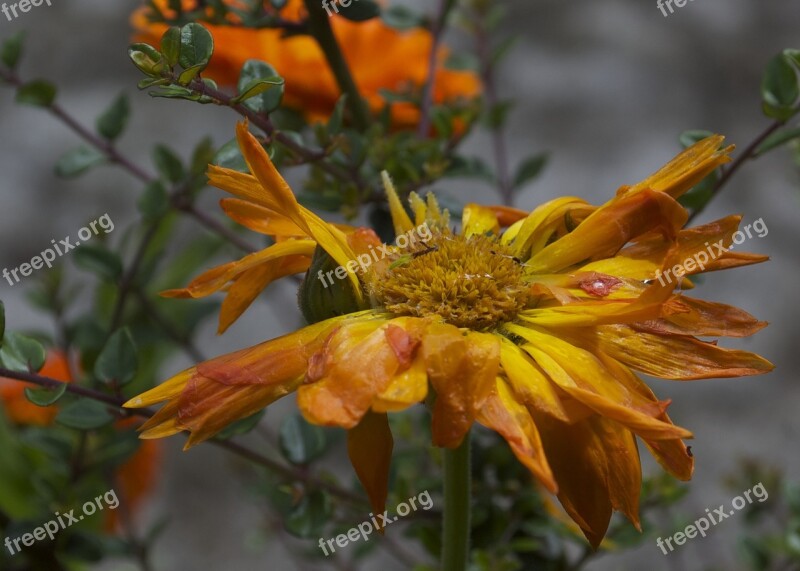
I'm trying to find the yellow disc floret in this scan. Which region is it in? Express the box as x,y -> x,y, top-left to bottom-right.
370,230 -> 530,330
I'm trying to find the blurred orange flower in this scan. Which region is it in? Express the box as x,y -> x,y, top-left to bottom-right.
131,0 -> 481,128
0,350 -> 71,425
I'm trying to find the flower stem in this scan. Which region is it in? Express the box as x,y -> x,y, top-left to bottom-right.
302,0 -> 371,131
442,432 -> 471,571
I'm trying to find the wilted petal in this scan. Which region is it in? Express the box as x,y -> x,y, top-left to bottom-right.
477,377 -> 557,493
423,323 -> 500,448
348,411 -> 394,525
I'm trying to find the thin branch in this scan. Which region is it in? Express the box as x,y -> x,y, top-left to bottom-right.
188,72 -> 359,185
475,13 -> 514,206
418,0 -> 458,137
0,367 -> 368,507
0,65 -> 257,252
687,119 -> 785,224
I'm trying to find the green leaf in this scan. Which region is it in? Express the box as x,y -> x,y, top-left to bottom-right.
336,0 -> 380,22
73,246 -> 123,280
513,153 -> 549,189
237,60 -> 284,113
381,5 -> 423,30
1,32 -> 24,69
161,27 -> 182,68
679,129 -> 715,148
0,300 -> 5,345
16,80 -> 56,107
232,76 -> 284,104
215,410 -> 265,440
128,43 -> 163,76
56,399 -> 114,431
0,332 -> 46,372
761,54 -> 800,120
755,126 -> 800,156
285,491 -> 331,538
24,383 -> 68,407
96,94 -> 130,141
279,413 -> 327,465
138,181 -> 170,219
213,137 -> 248,172
445,53 -> 479,72
445,156 -> 494,182
153,144 -> 185,183
94,328 -> 138,386
179,23 -> 214,70
54,146 -> 107,178
176,63 -> 204,86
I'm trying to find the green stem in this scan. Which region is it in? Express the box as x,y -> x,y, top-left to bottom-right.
303,0 -> 371,131
442,432 -> 471,571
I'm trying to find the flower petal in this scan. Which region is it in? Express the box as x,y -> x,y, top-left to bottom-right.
297,318 -> 423,428
537,414 -> 641,548
235,122 -> 363,299
462,203 -> 500,237
477,376 -> 557,493
503,324 -> 692,441
621,135 -> 732,200
527,189 -> 687,273
161,239 -> 316,299
422,324 -> 500,448
572,324 -> 774,380
347,411 -> 394,527
220,198 -> 307,237
218,255 -> 311,334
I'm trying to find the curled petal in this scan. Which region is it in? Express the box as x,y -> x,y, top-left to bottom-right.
477,377 -> 557,493
527,189 -> 687,273
423,323 -> 500,448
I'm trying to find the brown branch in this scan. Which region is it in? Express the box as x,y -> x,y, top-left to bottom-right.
0,367 -> 367,507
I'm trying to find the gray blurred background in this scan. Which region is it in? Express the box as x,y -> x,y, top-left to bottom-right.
1,0 -> 798,569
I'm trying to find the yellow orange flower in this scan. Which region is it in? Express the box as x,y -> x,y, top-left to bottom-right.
131,0 -> 481,129
126,125 -> 773,546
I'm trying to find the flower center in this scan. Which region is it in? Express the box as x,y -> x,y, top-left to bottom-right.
370,230 -> 530,330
